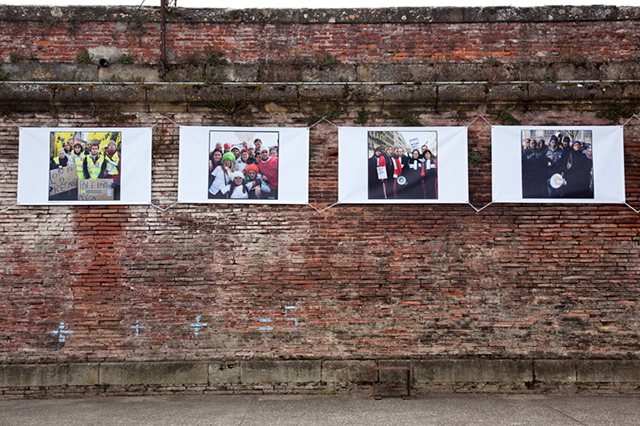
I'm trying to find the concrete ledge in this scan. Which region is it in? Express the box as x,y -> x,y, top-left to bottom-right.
577,360 -> 640,383
3,359 -> 640,393
534,360 -> 576,383
413,360 -> 533,383
99,362 -> 208,385
322,360 -> 376,384
241,360 -> 321,384
0,364 -> 68,387
0,6 -> 637,25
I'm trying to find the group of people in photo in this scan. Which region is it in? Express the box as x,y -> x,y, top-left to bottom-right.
49,132 -> 121,201
521,131 -> 593,199
208,138 -> 279,200
368,144 -> 438,200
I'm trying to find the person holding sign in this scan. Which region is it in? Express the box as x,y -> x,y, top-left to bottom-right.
104,140 -> 121,200
368,146 -> 388,199
50,149 -> 68,170
69,142 -> 86,180
83,142 -> 107,180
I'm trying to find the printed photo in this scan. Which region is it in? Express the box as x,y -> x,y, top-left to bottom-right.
367,130 -> 438,200
48,131 -> 122,201
208,131 -> 279,200
521,130 -> 593,199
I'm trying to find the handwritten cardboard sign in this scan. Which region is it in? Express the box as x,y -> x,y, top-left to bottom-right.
49,165 -> 78,196
78,179 -> 114,201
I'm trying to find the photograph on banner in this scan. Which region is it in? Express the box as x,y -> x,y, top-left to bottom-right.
368,130 -> 438,200
48,131 -> 121,201
521,129 -> 593,199
208,130 -> 279,200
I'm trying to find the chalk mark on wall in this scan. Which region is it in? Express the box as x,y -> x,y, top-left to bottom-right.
131,320 -> 145,337
259,318 -> 273,331
50,322 -> 73,343
258,306 -> 299,332
284,306 -> 298,332
189,315 -> 208,337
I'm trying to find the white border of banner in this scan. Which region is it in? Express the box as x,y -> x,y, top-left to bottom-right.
178,126 -> 309,204
338,126 -> 469,204
492,126 -> 625,204
17,127 -> 152,205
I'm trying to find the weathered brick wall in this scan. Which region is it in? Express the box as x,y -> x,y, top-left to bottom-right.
1,6 -> 640,395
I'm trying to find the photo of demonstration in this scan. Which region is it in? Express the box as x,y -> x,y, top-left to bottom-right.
521,129 -> 593,199
367,130 -> 438,200
208,130 -> 279,200
48,131 -> 122,201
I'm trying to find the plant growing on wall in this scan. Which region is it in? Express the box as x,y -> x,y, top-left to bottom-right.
0,66 -> 10,81
76,49 -> 91,65
211,96 -> 248,124
384,107 -> 422,126
496,107 -> 521,125
597,103 -> 637,124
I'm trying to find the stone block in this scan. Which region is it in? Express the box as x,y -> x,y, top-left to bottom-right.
99,362 -> 208,385
208,361 -> 241,384
577,360 -> 640,383
485,84 -> 528,102
382,85 -> 437,106
321,360 -> 376,384
258,85 -> 299,105
534,360 -> 576,383
98,64 -> 161,83
92,84 -> 147,111
0,364 -> 68,387
147,85 -> 187,113
0,83 -> 53,112
68,363 -> 100,386
4,63 -> 97,82
413,360 -> 533,384
346,84 -> 383,106
438,84 -> 486,106
377,359 -> 412,383
241,360 -> 321,384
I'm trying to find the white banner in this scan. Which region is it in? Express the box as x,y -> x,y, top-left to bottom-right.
178,127 -> 309,204
338,127 -> 469,204
492,126 -> 625,203
17,127 -> 152,205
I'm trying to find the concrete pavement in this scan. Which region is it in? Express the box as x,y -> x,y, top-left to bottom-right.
1,394 -> 639,425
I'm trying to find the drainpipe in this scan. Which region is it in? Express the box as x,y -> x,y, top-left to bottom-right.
160,0 -> 167,73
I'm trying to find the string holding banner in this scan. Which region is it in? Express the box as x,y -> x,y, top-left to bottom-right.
0,203 -> 17,214
308,116 -> 339,129
621,114 -> 640,127
1,115 -> 21,128
307,201 -> 340,213
149,201 -> 179,212
465,115 -> 493,128
468,201 -> 494,213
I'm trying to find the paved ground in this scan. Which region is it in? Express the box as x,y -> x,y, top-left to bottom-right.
1,394 -> 639,425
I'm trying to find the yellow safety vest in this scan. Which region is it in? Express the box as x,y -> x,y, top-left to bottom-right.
105,152 -> 119,175
85,154 -> 105,179
71,153 -> 86,179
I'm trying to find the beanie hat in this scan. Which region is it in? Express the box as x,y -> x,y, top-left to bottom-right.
245,164 -> 259,174
231,171 -> 244,180
222,152 -> 236,163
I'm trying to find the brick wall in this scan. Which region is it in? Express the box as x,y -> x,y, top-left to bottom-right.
1,6 -> 640,395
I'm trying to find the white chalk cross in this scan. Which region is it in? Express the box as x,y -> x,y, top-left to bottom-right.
130,320 -> 145,337
50,322 -> 73,343
189,315 -> 208,336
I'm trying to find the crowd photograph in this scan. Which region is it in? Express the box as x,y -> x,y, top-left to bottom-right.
367,130 -> 438,200
208,131 -> 279,200
48,131 -> 122,201
521,129 -> 593,199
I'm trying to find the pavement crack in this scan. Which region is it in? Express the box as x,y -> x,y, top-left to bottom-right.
544,403 -> 588,425
238,396 -> 254,425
